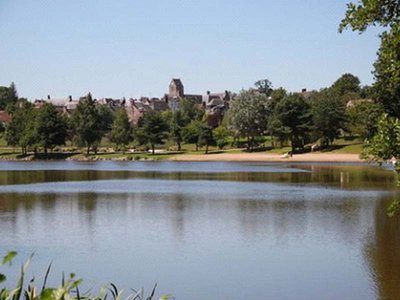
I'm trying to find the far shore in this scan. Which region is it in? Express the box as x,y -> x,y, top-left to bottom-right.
169,152 -> 363,162
0,151 -> 364,163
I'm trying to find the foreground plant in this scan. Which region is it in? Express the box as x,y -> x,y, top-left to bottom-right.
0,252 -> 173,300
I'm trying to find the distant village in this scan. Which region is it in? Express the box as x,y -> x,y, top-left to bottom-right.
30,79 -> 232,128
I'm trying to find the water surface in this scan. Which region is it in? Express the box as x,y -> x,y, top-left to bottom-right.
0,161 -> 399,300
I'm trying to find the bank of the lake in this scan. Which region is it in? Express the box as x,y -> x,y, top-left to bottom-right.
0,150 -> 363,163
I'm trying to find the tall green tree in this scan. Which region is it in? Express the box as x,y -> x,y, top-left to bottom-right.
35,103 -> 67,154
0,82 -> 18,110
182,120 -> 203,151
213,126 -> 229,149
71,93 -> 103,155
346,101 -> 384,139
179,98 -> 204,124
198,124 -> 214,154
5,100 -> 35,155
169,110 -> 185,151
340,0 -> 400,215
340,0 -> 400,117
229,90 -> 270,150
110,109 -> 133,152
311,89 -> 347,147
330,73 -> 361,98
141,110 -> 169,155
273,94 -> 313,154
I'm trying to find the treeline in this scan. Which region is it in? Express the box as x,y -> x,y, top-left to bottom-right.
0,72 -> 382,156
228,73 -> 382,153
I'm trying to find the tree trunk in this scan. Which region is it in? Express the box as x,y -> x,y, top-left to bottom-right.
87,145 -> 90,155
151,144 -> 155,155
291,136 -> 295,156
177,142 -> 181,151
205,144 -> 209,154
195,143 -> 198,151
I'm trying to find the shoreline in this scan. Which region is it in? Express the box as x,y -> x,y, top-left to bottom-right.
0,151 -> 363,163
168,152 -> 362,162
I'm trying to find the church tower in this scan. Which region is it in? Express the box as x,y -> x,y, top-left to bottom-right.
169,78 -> 184,98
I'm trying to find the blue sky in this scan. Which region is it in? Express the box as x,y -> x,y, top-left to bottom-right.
0,0 -> 382,100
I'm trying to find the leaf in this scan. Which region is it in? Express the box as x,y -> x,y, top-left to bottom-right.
159,294 -> 174,300
0,273 -> 6,284
1,251 -> 17,266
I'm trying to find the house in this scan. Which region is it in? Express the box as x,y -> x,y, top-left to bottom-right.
34,95 -> 80,114
125,99 -> 152,126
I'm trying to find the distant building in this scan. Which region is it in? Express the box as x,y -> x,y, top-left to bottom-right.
34,95 -> 80,115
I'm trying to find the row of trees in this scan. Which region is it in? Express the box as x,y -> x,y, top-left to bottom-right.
2,91 -> 226,155
228,73 -> 382,153
1,71 -> 382,156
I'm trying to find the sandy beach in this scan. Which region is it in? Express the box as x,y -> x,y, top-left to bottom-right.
169,152 -> 362,162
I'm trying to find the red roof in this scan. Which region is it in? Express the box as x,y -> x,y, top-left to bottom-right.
0,111 -> 11,124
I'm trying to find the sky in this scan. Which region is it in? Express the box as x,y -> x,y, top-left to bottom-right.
0,0 -> 383,100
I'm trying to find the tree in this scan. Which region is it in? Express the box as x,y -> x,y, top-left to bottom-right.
179,98 -> 204,124
97,105 -> 114,133
182,120 -> 203,151
0,82 -> 18,110
346,101 -> 384,139
330,73 -> 361,98
229,90 -> 270,150
254,79 -> 273,96
141,110 -> 169,154
169,110 -> 185,151
198,124 -> 214,154
110,109 -> 132,152
5,100 -> 35,155
71,93 -> 103,155
35,103 -> 67,154
340,0 -> 400,215
311,89 -> 347,147
340,0 -> 400,117
273,94 -> 313,154
213,126 -> 229,149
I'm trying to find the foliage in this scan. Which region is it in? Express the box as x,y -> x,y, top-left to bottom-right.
330,73 -> 361,98
362,114 -> 400,163
272,93 -> 313,153
35,103 -> 67,154
362,114 -> 400,216
346,101 -> 384,139
182,120 -> 202,151
168,110 -> 185,151
179,98 -> 203,124
5,101 -> 36,155
0,251 -> 173,300
229,90 -> 270,150
311,89 -> 347,146
213,126 -> 229,149
71,93 -> 103,155
340,0 -> 400,216
110,109 -> 132,152
254,79 -> 273,96
97,105 -> 114,133
340,0 -> 400,117
0,83 -> 18,111
198,124 -> 214,154
141,110 -> 169,154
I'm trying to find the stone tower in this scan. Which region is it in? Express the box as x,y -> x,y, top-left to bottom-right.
169,78 -> 184,98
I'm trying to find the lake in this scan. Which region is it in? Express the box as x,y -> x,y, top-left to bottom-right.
0,161 -> 399,300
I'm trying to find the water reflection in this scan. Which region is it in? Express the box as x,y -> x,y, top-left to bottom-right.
0,162 -> 399,299
364,198 -> 400,300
